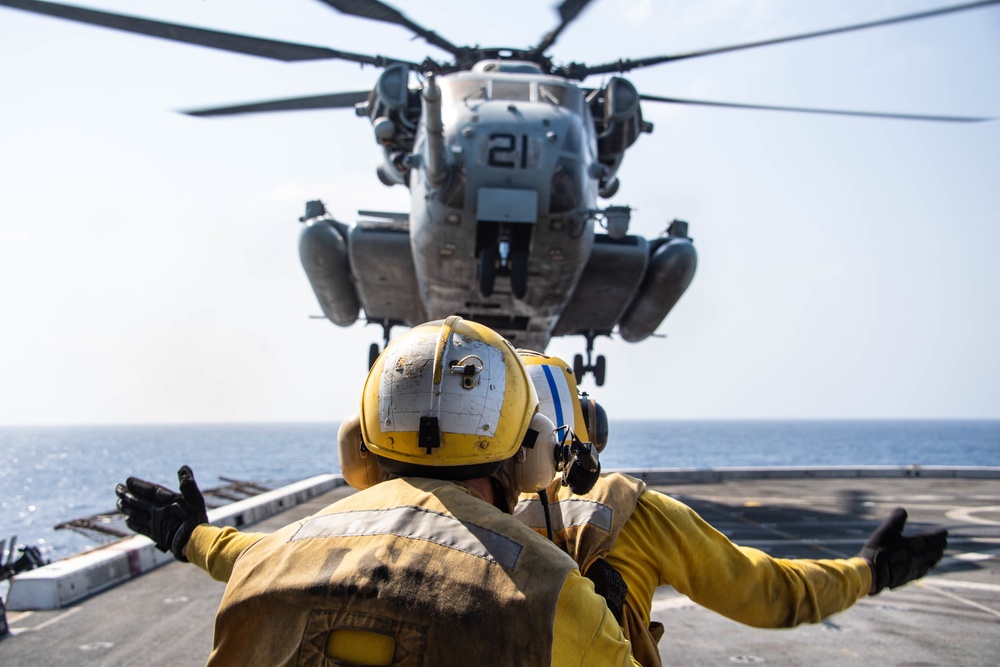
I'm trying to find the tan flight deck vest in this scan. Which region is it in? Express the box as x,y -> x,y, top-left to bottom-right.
209,477 -> 575,667
515,473 -> 665,667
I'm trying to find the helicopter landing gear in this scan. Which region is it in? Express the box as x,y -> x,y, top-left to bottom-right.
478,246 -> 497,297
477,222 -> 530,299
368,320 -> 396,369
510,248 -> 529,300
573,332 -> 606,386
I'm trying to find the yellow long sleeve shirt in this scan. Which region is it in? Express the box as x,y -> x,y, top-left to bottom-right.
516,473 -> 871,667
611,487 -> 871,631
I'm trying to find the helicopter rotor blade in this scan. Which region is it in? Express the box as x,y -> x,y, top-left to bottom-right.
531,0 -> 595,58
569,0 -> 1000,78
0,0 -> 415,66
184,91 -> 373,117
314,0 -> 463,57
640,94 -> 993,123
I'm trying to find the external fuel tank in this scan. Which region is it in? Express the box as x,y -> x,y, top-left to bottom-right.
298,220 -> 360,326
617,235 -> 697,342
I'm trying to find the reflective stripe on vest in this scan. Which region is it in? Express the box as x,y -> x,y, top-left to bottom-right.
513,497 -> 614,533
291,505 -> 524,570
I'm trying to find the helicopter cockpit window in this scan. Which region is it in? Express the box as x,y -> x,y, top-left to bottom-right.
441,78 -> 487,107
538,84 -> 583,113
490,81 -> 531,102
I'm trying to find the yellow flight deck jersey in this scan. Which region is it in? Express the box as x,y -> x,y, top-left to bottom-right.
186,477 -> 640,667
515,473 -> 873,667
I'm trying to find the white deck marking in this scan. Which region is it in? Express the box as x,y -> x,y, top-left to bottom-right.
8,607 -> 81,635
945,505 -> 1000,526
923,577 -> 1000,593
916,580 -> 1000,620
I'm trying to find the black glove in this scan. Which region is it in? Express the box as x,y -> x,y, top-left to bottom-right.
115,465 -> 209,562
859,507 -> 947,595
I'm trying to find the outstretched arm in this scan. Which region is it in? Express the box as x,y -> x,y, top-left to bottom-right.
608,490 -> 874,628
115,466 -> 265,581
186,524 -> 264,582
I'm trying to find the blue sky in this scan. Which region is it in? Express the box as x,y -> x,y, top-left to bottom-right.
1,0 -> 998,425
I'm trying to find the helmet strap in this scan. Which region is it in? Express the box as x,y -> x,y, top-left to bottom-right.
489,476 -> 511,513
538,488 -> 555,542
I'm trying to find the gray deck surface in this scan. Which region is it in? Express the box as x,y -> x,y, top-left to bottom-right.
4,475 -> 998,666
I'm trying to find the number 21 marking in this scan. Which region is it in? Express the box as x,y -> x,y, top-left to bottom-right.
487,133 -> 529,168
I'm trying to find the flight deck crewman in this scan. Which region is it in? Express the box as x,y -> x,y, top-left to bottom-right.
512,352 -> 949,667
115,317 -> 640,667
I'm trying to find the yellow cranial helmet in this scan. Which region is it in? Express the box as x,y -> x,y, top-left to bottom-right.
359,316 -> 540,480
518,350 -> 590,444
517,350 -> 603,493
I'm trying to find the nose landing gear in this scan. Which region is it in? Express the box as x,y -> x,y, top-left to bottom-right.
573,332 -> 606,386
477,222 -> 530,299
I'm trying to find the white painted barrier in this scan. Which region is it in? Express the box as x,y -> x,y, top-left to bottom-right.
6,474 -> 344,611
619,465 -> 1000,483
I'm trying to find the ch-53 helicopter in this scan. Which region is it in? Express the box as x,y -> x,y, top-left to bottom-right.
2,0 -> 995,386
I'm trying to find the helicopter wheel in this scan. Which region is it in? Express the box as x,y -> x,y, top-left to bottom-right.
368,343 -> 380,369
573,354 -> 585,384
478,247 -> 496,297
510,249 -> 529,299
594,355 -> 606,387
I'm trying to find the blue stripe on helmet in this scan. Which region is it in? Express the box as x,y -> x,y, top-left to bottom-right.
541,364 -> 564,429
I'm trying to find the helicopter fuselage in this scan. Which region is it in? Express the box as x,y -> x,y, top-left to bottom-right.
408,64 -> 599,350
299,59 -> 698,375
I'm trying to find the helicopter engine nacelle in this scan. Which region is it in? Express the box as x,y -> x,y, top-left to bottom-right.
355,63 -> 421,186
358,63 -> 413,146
590,77 -> 653,194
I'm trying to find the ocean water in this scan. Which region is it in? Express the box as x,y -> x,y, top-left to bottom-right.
1,420 -> 997,562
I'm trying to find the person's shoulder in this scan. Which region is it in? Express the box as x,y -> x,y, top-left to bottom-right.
502,511 -> 579,575
598,471 -> 646,490
630,483 -> 701,527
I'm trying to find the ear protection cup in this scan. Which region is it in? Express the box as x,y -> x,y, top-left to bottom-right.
337,414 -> 382,490
582,397 -> 609,453
512,412 -> 558,493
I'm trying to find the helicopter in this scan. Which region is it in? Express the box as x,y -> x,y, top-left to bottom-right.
1,0 -> 995,390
